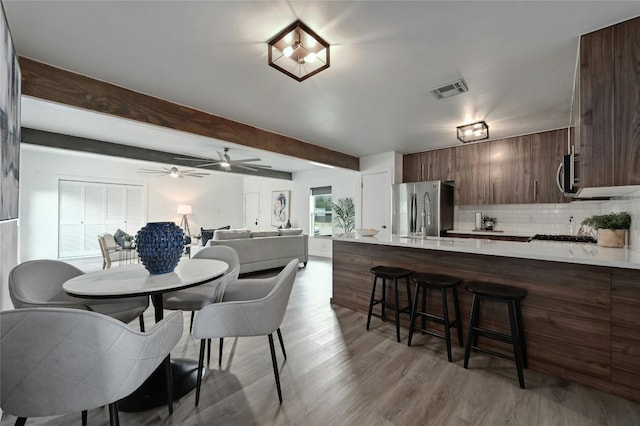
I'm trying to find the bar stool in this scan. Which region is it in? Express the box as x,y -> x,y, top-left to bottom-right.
463,281 -> 528,389
408,273 -> 463,362
366,266 -> 413,342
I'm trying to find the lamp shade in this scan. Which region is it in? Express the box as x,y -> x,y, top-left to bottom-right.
177,204 -> 192,215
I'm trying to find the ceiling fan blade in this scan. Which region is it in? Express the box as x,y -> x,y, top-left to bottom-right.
191,162 -> 222,167
229,157 -> 261,163
137,169 -> 166,174
241,163 -> 272,169
217,151 -> 227,161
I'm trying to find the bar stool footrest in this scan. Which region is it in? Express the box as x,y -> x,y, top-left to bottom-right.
469,345 -> 516,363
474,328 -> 514,345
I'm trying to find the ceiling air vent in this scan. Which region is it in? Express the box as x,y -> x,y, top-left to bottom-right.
430,79 -> 468,100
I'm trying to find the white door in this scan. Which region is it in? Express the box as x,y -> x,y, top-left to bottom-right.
244,192 -> 259,229
361,172 -> 391,236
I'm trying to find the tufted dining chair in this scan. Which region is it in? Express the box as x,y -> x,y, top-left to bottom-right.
192,258 -> 298,405
0,308 -> 183,426
8,259 -> 149,331
163,245 -> 240,331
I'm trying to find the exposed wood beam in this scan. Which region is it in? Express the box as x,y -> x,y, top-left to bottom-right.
19,57 -> 359,171
21,127 -> 293,180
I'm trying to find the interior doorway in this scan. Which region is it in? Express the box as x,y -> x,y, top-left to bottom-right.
244,192 -> 259,229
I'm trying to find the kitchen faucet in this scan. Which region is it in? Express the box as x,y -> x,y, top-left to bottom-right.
421,192 -> 432,236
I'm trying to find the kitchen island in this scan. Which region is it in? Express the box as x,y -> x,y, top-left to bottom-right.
331,234 -> 640,402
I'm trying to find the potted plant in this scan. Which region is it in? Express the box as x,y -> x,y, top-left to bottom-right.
122,235 -> 134,248
581,212 -> 631,248
482,215 -> 497,231
331,197 -> 355,236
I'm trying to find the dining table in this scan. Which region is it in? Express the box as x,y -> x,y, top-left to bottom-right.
63,258 -> 228,412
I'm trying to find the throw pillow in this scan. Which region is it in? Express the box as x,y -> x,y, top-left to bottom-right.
113,229 -> 129,247
278,228 -> 303,236
201,225 -> 231,246
213,229 -> 251,240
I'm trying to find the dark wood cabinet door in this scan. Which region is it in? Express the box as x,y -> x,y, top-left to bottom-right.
423,147 -> 455,181
455,143 -> 490,205
531,129 -> 568,203
611,269 -> 640,392
613,18 -> 640,185
402,152 -> 424,182
580,26 -> 615,187
490,136 -> 531,204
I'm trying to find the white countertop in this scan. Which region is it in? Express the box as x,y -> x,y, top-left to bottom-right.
331,234 -> 640,270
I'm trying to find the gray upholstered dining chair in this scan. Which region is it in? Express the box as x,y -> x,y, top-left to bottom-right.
163,245 -> 240,331
0,307 -> 183,426
8,259 -> 149,330
192,258 -> 299,405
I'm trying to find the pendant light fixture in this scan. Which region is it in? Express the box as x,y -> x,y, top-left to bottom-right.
457,121 -> 489,143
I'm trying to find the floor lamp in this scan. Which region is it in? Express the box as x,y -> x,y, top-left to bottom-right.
177,204 -> 192,237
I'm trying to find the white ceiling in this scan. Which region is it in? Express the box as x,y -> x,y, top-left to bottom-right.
4,1 -> 640,173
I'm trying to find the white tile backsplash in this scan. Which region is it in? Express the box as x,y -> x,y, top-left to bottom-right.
455,189 -> 640,248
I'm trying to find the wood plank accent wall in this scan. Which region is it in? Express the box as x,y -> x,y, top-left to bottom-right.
332,240 -> 640,403
19,57 -> 359,171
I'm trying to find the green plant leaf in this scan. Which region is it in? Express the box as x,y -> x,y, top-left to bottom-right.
581,212 -> 631,230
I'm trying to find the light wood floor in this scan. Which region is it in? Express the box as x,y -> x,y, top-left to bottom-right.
3,256 -> 640,425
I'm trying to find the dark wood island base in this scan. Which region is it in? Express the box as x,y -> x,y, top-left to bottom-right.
331,240 -> 640,403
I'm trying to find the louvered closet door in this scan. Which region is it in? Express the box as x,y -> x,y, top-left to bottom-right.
59,180 -> 145,258
59,181 -> 106,258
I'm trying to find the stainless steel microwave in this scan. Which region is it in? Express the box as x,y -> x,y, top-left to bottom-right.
556,153 -> 579,194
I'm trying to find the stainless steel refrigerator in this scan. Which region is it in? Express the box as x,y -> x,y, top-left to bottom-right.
391,181 -> 454,237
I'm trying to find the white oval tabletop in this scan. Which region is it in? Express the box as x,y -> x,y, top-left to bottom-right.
63,258 -> 228,298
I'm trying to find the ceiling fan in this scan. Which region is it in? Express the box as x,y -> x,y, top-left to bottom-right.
176,148 -> 272,172
137,166 -> 209,178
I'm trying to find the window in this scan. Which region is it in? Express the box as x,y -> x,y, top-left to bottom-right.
310,186 -> 332,237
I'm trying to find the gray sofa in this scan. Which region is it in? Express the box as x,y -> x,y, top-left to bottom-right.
205,229 -> 308,274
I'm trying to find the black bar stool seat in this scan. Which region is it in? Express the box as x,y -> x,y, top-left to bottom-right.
463,281 -> 528,389
366,266 -> 413,342
408,273 -> 463,362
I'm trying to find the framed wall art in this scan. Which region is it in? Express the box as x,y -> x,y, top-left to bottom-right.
271,190 -> 290,226
0,3 -> 21,221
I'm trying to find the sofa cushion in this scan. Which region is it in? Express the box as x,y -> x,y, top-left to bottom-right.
201,225 -> 230,245
278,228 -> 303,236
250,230 -> 280,238
213,229 -> 251,240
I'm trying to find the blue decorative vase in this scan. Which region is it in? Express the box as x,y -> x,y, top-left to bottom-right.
135,222 -> 185,274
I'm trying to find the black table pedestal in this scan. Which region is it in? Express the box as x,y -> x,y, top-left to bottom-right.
118,358 -> 204,412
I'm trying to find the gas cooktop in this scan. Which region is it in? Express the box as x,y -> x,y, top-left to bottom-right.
529,234 -> 597,243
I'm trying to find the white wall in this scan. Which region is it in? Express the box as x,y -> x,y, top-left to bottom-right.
19,145 -> 245,261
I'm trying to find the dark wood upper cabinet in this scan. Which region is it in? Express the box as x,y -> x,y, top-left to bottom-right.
403,147 -> 455,182
455,143 -> 491,205
490,135 -> 532,205
531,129 -> 569,203
580,17 -> 640,187
613,18 -> 640,186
